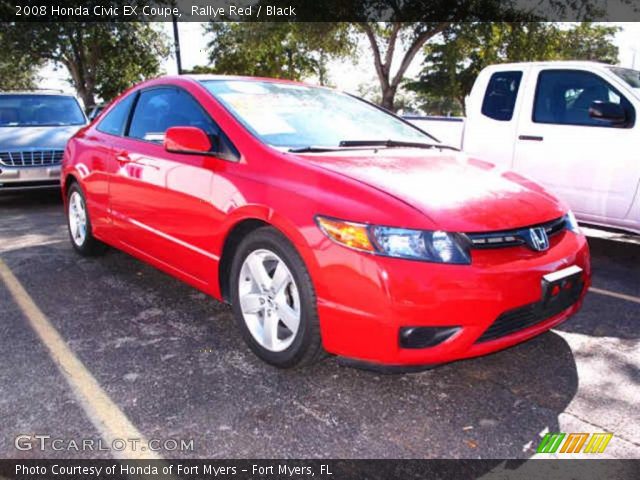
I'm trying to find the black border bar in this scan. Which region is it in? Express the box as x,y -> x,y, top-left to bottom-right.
1,0 -> 640,22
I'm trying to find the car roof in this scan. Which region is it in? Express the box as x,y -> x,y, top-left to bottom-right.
0,90 -> 78,97
486,60 -> 613,70
179,74 -> 315,87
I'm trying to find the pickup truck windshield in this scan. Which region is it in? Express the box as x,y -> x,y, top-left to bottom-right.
201,80 -> 432,149
0,95 -> 85,127
609,67 -> 640,89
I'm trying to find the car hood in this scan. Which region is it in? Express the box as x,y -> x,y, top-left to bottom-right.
0,125 -> 83,151
304,149 -> 566,232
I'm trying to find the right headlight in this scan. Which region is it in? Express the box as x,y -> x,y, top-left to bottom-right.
316,216 -> 471,265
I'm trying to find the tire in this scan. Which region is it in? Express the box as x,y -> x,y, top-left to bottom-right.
66,182 -> 106,256
230,226 -> 324,368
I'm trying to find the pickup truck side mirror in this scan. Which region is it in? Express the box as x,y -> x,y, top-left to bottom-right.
588,101 -> 627,125
164,126 -> 214,154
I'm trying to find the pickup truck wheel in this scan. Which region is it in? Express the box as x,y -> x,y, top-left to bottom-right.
66,183 -> 106,256
230,227 -> 324,368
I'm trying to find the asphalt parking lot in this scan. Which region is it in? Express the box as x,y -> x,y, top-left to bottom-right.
0,191 -> 638,460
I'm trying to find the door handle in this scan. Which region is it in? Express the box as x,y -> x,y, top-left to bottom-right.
115,153 -> 131,164
518,135 -> 544,142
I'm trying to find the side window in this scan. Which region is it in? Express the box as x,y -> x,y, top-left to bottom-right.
481,71 -> 523,121
127,87 -> 239,160
96,93 -> 136,136
533,70 -> 635,127
128,88 -> 217,142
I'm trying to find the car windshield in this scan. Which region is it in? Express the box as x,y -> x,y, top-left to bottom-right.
608,67 -> 640,90
201,80 -> 433,149
0,94 -> 86,127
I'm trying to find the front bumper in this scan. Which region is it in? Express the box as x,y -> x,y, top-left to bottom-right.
0,165 -> 61,191
312,229 -> 591,366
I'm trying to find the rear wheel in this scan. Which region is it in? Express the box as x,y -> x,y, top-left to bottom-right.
66,182 -> 106,256
230,227 -> 323,368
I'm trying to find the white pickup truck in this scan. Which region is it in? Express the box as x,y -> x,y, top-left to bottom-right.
408,61 -> 640,234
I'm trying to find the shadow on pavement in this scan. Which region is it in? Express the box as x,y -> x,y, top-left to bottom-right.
0,190 -> 62,208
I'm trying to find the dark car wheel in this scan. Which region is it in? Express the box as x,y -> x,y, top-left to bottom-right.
230,226 -> 324,368
66,182 -> 106,256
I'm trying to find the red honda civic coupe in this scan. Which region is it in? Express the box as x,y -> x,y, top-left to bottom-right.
62,75 -> 591,370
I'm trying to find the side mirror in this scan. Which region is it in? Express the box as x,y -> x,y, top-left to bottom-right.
164,126 -> 212,154
588,101 -> 627,124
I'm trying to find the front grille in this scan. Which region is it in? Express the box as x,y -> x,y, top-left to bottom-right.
466,217 -> 566,249
476,279 -> 584,343
0,150 -> 64,167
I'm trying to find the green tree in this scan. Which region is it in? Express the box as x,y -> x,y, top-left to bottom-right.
201,23 -> 355,85
2,23 -> 169,107
0,34 -> 41,90
561,22 -> 620,63
356,22 -> 450,111
409,22 -> 619,115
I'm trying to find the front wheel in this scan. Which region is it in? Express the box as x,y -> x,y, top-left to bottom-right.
229,227 -> 324,368
66,182 -> 106,256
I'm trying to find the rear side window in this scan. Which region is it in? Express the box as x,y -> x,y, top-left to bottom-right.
481,71 -> 523,121
533,69 -> 635,127
97,93 -> 136,136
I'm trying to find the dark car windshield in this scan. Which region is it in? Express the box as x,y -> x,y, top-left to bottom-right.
201,80 -> 432,149
0,94 -> 86,127
608,67 -> 640,89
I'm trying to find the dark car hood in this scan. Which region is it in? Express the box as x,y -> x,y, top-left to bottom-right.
0,125 -> 83,151
304,149 -> 566,232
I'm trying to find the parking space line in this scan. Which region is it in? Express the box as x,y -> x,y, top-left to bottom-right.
589,287 -> 640,305
0,259 -> 161,460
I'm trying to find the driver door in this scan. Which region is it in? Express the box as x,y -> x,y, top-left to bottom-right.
513,67 -> 639,220
108,86 -> 229,285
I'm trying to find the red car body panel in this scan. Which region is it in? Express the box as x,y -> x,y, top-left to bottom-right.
62,75 -> 591,367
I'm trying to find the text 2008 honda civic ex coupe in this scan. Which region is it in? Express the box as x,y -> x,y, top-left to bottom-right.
62,76 -> 591,370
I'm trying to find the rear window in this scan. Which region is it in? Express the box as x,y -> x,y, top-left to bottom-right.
481,71 -> 523,121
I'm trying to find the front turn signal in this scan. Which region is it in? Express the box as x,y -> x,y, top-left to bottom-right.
315,216 -> 375,252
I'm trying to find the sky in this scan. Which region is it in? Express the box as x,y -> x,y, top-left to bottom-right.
39,22 -> 640,99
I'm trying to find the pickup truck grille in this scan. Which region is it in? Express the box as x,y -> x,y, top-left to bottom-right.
0,150 -> 64,167
466,217 -> 566,249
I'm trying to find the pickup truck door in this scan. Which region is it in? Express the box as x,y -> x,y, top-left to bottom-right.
512,67 -> 640,220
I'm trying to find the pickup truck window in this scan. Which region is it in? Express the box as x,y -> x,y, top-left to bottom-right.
609,67 -> 640,89
533,69 -> 635,128
481,71 -> 522,121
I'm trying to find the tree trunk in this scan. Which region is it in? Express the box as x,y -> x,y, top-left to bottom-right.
381,86 -> 397,112
457,96 -> 466,117
78,89 -> 96,110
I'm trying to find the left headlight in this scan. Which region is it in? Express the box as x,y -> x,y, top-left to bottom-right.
316,216 -> 471,265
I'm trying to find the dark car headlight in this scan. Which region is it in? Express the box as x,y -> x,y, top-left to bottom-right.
316,216 -> 471,265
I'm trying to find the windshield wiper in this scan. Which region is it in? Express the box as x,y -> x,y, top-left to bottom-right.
289,140 -> 459,154
288,146 -> 343,153
339,139 -> 458,151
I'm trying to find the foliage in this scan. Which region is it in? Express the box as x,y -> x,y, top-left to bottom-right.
0,31 -> 41,90
408,22 -> 620,116
2,22 -> 170,107
201,23 -> 356,85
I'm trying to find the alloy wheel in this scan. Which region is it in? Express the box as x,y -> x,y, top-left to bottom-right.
68,191 -> 87,247
238,249 -> 301,352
